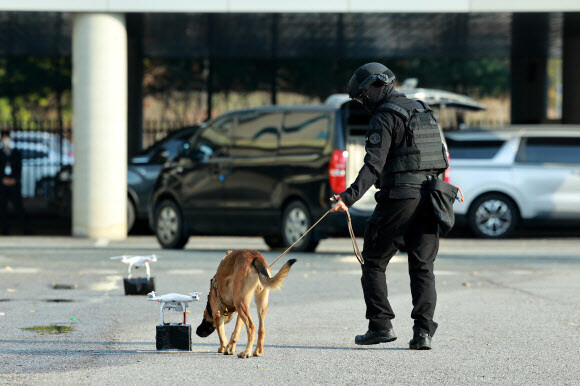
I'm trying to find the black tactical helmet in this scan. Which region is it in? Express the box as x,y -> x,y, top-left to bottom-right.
347,62 -> 396,101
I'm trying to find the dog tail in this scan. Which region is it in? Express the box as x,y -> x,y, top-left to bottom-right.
253,258 -> 297,290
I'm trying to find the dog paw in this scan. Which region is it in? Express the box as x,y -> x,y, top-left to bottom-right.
224,345 -> 235,355
238,351 -> 251,359
252,348 -> 263,357
218,346 -> 226,353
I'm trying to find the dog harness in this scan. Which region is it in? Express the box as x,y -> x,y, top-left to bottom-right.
210,276 -> 236,316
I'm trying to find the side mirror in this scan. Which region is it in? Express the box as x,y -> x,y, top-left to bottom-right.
190,144 -> 213,163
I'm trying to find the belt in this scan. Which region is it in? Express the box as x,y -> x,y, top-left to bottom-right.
381,173 -> 438,187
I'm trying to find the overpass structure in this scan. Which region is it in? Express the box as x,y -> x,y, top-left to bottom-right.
1,0 -> 580,13
0,1 -> 579,239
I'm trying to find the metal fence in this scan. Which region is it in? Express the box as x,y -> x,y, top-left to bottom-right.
142,120 -> 196,149
3,120 -> 188,204
2,121 -> 72,200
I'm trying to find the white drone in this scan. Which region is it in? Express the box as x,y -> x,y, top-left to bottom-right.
147,291 -> 200,325
110,254 -> 158,279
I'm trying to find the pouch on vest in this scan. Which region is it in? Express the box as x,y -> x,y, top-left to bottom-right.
427,179 -> 459,236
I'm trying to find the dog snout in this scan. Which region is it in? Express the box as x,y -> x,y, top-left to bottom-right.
196,319 -> 216,337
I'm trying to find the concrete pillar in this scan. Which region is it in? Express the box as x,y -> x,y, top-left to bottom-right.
72,13 -> 127,238
562,13 -> 580,124
510,13 -> 549,124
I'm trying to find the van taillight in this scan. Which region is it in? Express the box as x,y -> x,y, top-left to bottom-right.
329,149 -> 347,193
444,147 -> 451,183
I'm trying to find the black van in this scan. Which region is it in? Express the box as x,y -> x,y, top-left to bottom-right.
149,89 -> 479,251
150,106 -> 350,251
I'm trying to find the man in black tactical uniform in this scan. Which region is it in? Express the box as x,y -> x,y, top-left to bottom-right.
0,130 -> 30,235
330,63 -> 453,350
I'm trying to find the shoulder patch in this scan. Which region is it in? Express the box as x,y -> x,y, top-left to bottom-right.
366,129 -> 382,148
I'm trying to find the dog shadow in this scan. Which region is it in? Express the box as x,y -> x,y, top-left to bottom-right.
192,342 -> 408,351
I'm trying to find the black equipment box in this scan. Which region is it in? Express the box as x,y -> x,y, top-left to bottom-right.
123,277 -> 155,295
156,324 -> 192,351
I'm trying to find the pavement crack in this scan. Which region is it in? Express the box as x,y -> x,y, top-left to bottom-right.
479,276 -> 573,306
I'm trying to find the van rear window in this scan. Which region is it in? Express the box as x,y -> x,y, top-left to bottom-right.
280,112 -> 330,154
446,139 -> 504,159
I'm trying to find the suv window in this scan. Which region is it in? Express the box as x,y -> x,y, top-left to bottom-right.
190,117 -> 232,161
445,138 -> 504,159
160,131 -> 193,160
516,137 -> 580,164
280,112 -> 330,155
142,129 -> 192,160
231,111 -> 282,157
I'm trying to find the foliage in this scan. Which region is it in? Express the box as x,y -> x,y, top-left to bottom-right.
0,56 -> 71,122
0,55 -> 509,122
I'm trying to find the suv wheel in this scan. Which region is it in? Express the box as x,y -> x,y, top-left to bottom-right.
280,201 -> 319,252
468,194 -> 519,238
154,199 -> 189,249
127,197 -> 136,233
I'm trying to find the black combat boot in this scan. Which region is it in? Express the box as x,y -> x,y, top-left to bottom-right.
409,331 -> 432,350
355,329 -> 397,345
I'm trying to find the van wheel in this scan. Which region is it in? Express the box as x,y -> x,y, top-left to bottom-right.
154,199 -> 189,249
468,193 -> 519,239
127,197 -> 136,233
280,201 -> 319,252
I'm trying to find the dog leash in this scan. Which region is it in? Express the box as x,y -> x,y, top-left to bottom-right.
269,209 -> 364,267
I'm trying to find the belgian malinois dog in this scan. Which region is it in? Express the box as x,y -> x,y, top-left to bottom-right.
196,249 -> 296,358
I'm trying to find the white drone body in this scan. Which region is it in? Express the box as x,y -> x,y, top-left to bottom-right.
110,254 -> 158,279
147,291 -> 200,325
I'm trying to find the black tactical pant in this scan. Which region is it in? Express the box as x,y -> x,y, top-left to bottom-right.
0,185 -> 29,234
361,191 -> 439,336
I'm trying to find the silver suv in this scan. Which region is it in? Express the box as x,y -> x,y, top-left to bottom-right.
447,126 -> 580,238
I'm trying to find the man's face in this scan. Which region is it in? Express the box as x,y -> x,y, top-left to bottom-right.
1,135 -> 11,149
366,83 -> 386,106
355,83 -> 386,112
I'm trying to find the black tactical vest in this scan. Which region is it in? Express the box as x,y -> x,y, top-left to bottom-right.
378,100 -> 448,178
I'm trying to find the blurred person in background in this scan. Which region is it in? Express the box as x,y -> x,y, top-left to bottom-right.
331,63 -> 454,350
0,130 -> 30,235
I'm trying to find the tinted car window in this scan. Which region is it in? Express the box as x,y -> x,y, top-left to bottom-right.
139,129 -> 193,159
446,139 -> 504,159
159,131 -> 193,160
516,137 -> 580,164
231,111 -> 282,157
280,112 -> 330,155
190,118 -> 232,161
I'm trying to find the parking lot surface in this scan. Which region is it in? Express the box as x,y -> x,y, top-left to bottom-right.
1,236 -> 579,384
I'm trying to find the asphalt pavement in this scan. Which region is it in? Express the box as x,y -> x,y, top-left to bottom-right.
0,235 -> 579,384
